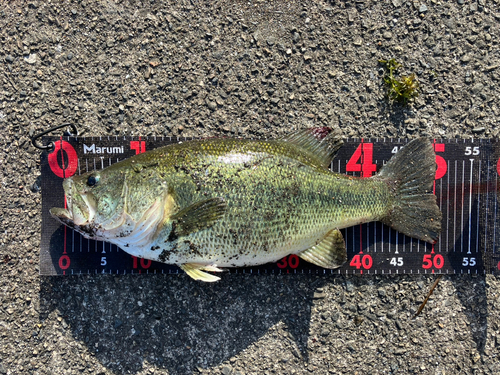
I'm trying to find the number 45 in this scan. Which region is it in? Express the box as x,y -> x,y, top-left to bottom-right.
390,257 -> 403,266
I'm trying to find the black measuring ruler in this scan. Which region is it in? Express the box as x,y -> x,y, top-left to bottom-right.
39,136 -> 500,276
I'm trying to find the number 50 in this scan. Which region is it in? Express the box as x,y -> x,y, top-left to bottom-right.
422,254 -> 444,269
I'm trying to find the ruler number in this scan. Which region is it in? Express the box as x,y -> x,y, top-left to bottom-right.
350,254 -> 373,270
101,257 -> 107,266
132,256 -> 152,269
433,143 -> 447,180
346,143 -> 377,177
48,140 -> 78,178
277,254 -> 300,269
462,257 -> 476,267
422,254 -> 444,269
59,255 -> 71,270
464,146 -> 480,156
130,140 -> 146,154
390,257 -> 403,266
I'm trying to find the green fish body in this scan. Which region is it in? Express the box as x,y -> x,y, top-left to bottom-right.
50,130 -> 442,281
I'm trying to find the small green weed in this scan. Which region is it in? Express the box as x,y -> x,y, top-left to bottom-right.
379,59 -> 419,105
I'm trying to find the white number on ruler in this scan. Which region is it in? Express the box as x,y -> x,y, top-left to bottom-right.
462,257 -> 476,266
101,257 -> 107,266
464,147 -> 480,156
391,146 -> 403,154
390,257 -> 403,266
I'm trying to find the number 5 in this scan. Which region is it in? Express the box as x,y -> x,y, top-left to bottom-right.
433,143 -> 447,180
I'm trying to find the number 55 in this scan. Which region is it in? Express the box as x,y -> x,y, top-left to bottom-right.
465,146 -> 479,156
462,257 -> 476,266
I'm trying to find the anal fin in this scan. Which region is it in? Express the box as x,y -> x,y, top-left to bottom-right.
180,263 -> 223,282
298,229 -> 347,269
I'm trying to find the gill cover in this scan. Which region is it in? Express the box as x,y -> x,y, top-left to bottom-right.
51,160 -> 171,245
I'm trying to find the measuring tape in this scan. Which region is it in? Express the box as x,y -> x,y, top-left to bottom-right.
39,136 -> 500,276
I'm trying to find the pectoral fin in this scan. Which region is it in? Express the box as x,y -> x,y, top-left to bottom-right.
299,229 -> 347,268
180,263 -> 223,282
171,198 -> 226,237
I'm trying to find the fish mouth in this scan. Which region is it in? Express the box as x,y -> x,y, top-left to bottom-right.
49,178 -> 98,238
49,207 -> 74,226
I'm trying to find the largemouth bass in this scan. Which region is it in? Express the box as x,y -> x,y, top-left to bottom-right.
50,129 -> 442,281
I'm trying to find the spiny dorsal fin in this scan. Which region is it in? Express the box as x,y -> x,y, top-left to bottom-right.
180,263 -> 223,282
171,197 -> 226,237
298,229 -> 347,268
130,161 -> 159,173
281,128 -> 343,169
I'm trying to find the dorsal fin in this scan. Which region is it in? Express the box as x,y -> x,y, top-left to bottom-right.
280,127 -> 343,168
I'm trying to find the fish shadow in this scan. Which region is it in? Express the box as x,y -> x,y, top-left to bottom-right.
39,274 -> 322,374
450,274 -> 488,353
441,194 -> 489,353
446,234 -> 488,353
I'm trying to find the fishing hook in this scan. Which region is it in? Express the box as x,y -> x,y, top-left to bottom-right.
31,123 -> 79,151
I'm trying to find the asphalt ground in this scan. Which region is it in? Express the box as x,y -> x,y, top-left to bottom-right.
1,0 -> 500,374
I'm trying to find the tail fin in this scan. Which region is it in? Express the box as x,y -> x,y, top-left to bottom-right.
377,138 -> 442,243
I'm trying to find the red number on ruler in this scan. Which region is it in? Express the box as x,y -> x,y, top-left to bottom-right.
346,143 -> 377,177
58,255 -> 70,270
497,158 -> 500,177
349,254 -> 373,269
277,254 -> 300,269
130,140 -> 146,154
422,254 -> 444,269
132,256 -> 151,269
48,140 -> 78,178
433,143 -> 447,180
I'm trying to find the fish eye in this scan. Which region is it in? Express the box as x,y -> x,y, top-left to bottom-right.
87,175 -> 99,187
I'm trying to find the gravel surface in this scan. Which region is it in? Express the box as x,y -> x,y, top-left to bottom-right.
1,0 -> 500,374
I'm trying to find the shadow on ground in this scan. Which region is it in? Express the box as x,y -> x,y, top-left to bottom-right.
39,274 -> 322,374
39,270 -> 491,374
453,275 -> 489,353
